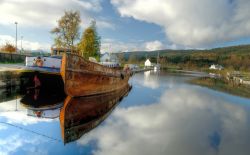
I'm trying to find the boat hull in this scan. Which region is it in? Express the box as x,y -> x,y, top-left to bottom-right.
60,84 -> 131,143
61,53 -> 130,97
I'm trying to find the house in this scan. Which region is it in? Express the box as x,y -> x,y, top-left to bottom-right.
100,52 -> 119,62
100,52 -> 120,67
209,64 -> 224,70
145,59 -> 152,67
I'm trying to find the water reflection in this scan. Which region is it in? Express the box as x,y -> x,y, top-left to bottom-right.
190,76 -> 250,99
60,85 -> 131,144
0,98 -> 60,125
0,81 -> 65,125
20,88 -> 65,118
77,83 -> 250,155
21,89 -> 66,109
0,81 -> 21,103
1,72 -> 250,155
143,71 -> 160,89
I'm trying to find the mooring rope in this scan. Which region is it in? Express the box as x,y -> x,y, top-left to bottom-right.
0,121 -> 62,143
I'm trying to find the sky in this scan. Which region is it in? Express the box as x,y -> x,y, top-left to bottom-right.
0,0 -> 250,53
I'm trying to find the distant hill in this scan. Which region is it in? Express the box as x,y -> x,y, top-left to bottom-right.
115,44 -> 250,71
115,44 -> 250,60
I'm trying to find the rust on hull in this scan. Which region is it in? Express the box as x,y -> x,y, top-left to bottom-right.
61,53 -> 130,97
60,84 -> 131,144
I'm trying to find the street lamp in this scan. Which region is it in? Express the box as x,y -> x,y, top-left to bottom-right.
14,21 -> 18,53
21,36 -> 23,53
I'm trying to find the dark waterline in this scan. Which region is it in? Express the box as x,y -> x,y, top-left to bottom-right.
0,70 -> 250,155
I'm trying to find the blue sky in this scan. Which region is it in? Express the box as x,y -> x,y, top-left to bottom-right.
0,0 -> 250,53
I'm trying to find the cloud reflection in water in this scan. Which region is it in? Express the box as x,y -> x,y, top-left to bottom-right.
133,71 -> 160,89
77,87 -> 250,155
0,99 -> 55,126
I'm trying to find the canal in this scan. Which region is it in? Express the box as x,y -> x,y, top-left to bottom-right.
0,70 -> 250,155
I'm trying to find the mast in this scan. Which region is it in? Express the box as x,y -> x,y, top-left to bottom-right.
157,52 -> 159,64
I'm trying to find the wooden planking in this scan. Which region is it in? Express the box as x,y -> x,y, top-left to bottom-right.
61,53 -> 131,97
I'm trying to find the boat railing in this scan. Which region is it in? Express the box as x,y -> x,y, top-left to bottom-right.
26,56 -> 62,69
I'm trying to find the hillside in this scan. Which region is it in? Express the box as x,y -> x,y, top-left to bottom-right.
116,44 -> 250,71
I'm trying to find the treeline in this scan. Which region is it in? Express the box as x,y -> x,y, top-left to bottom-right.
116,45 -> 250,71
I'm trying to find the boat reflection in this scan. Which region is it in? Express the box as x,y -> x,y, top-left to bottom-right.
20,88 -> 65,118
60,84 -> 131,144
20,89 -> 65,108
26,107 -> 62,119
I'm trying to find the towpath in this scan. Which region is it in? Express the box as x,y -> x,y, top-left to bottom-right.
0,64 -> 25,72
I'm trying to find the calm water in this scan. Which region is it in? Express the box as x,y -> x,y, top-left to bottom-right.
1,70 -> 250,155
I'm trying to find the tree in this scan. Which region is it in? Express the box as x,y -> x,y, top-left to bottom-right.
0,42 -> 16,53
128,53 -> 137,64
117,52 -> 125,63
51,10 -> 81,52
78,21 -> 101,59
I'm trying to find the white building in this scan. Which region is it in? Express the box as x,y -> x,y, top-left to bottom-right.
100,52 -> 120,67
209,64 -> 224,70
100,52 -> 119,63
145,59 -> 152,67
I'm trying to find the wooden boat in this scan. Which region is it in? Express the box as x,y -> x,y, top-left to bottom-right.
60,84 -> 131,144
21,55 -> 64,96
60,53 -> 131,97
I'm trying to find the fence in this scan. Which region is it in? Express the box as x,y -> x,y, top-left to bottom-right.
0,52 -> 26,63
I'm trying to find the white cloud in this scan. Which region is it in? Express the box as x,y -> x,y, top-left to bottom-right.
0,0 -> 111,29
144,40 -> 163,51
111,0 -> 250,48
0,135 -> 24,155
0,99 -> 55,125
77,87 -> 250,155
0,0 -> 115,51
0,133 -> 48,155
101,39 -> 178,53
0,111 -> 55,125
0,124 -> 7,131
100,39 -> 143,53
0,35 -> 50,51
96,21 -> 115,30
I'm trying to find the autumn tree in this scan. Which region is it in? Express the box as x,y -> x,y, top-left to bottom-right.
0,42 -> 16,53
51,10 -> 81,52
78,21 -> 101,59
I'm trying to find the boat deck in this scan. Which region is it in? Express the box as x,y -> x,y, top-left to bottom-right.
0,64 -> 60,75
24,66 -> 60,74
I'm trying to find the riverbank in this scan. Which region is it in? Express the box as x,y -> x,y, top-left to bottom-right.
132,68 -> 152,73
190,77 -> 250,98
166,67 -> 250,98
